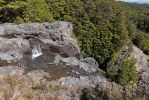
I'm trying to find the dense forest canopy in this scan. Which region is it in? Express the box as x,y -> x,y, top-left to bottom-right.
0,0 -> 149,85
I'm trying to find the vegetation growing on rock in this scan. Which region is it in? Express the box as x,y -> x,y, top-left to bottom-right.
107,51 -> 137,85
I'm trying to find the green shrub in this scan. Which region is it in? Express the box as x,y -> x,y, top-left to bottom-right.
134,32 -> 149,55
23,0 -> 53,22
118,58 -> 137,85
107,49 -> 137,85
0,0 -> 26,23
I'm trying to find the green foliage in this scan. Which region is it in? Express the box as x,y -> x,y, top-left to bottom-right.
48,0 -> 128,64
0,0 -> 53,23
23,0 -> 53,22
134,32 -> 149,55
0,0 -> 26,23
119,1 -> 149,11
127,21 -> 138,39
118,58 -> 137,85
130,11 -> 149,33
119,2 -> 149,57
107,51 -> 137,85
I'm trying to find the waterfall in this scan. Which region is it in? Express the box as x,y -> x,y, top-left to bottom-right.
32,44 -> 43,59
0,27 -> 4,35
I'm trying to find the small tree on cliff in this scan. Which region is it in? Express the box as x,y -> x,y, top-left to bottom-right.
107,52 -> 137,85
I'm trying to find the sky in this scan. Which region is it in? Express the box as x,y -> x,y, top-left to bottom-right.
120,0 -> 149,3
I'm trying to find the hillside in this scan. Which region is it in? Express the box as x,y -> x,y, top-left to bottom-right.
0,0 -> 149,99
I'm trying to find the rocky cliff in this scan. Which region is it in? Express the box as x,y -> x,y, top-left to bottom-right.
132,46 -> 149,94
0,21 -> 111,100
0,21 -> 148,100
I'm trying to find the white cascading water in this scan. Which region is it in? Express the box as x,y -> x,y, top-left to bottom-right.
0,27 -> 4,35
32,44 -> 43,59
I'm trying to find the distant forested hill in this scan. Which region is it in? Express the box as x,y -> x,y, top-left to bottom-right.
119,1 -> 149,56
119,1 -> 149,10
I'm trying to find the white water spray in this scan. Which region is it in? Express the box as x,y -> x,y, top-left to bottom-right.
0,27 -> 4,35
32,45 -> 43,59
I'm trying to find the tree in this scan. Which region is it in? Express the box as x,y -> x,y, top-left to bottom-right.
0,0 -> 26,23
22,0 -> 53,22
133,32 -> 149,55
118,58 -> 137,85
48,0 -> 129,66
107,47 -> 137,85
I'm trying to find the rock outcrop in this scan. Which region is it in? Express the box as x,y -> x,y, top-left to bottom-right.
132,45 -> 149,72
132,45 -> 149,93
0,21 -> 120,100
0,21 -> 80,60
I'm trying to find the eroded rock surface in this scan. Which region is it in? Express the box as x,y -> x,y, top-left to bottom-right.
132,45 -> 149,93
132,45 -> 149,72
